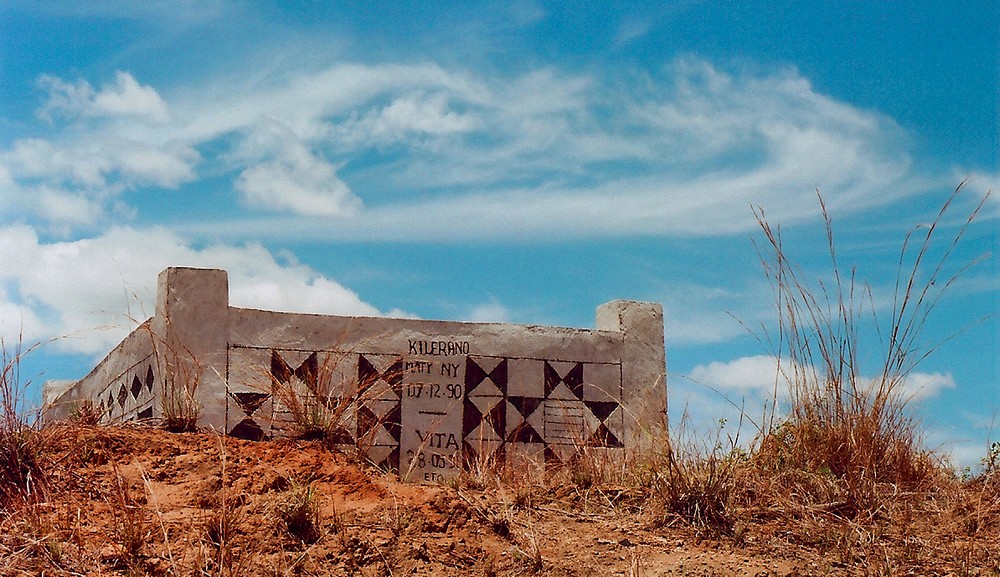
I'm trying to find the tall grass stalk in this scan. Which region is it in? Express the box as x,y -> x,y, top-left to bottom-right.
0,337 -> 51,505
752,183 -> 988,518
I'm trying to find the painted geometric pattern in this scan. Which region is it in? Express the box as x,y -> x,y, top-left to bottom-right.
463,356 -> 624,467
97,354 -> 158,423
226,346 -> 402,470
226,346 -> 358,442
226,346 -> 622,474
355,354 -> 403,472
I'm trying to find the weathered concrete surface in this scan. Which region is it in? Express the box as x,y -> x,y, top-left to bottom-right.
45,267 -> 667,481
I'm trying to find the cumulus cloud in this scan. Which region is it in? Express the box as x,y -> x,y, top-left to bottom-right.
690,354 -> 957,404
690,355 -> 787,394
234,119 -> 361,217
467,299 -> 511,323
679,355 -> 961,446
37,71 -> 169,123
0,225 -> 386,355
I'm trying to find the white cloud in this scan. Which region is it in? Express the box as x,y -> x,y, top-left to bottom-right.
176,57 -> 923,242
234,120 -> 361,216
6,57 -> 933,239
690,354 -> 957,405
38,71 -> 169,123
895,371 -> 957,401
34,187 -> 104,225
467,299 -> 511,323
1,134 -> 198,224
334,92 -> 480,146
0,225 -> 387,355
690,355 -> 787,394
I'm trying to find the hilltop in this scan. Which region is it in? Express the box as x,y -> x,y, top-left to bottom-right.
1,422 -> 997,576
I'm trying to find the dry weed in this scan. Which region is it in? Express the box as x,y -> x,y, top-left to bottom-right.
749,183 -> 988,520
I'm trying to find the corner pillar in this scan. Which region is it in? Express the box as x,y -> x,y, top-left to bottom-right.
152,267 -> 229,432
596,300 -> 667,446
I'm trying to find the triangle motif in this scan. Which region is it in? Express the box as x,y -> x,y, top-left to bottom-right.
509,421 -> 544,444
463,397 -> 483,437
587,423 -> 624,448
465,358 -> 489,392
229,418 -> 265,441
233,392 -> 270,416
508,396 -> 543,419
584,400 -> 619,423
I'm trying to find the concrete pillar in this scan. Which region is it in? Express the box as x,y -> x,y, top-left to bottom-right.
596,300 -> 667,445
151,267 -> 229,432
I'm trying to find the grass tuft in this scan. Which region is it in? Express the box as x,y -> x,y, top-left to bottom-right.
0,338 -> 54,507
749,183 -> 988,520
275,478 -> 323,544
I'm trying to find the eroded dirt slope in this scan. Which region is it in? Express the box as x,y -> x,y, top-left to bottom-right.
1,424 -> 997,576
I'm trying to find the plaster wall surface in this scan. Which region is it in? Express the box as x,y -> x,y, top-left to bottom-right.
45,267 -> 667,481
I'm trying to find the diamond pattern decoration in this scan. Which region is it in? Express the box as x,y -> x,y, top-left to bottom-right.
465,357 -> 507,396
462,357 -> 509,465
217,346 -> 622,474
355,354 -> 403,472
460,357 -> 624,468
233,391 -> 270,416
358,354 -> 403,397
130,374 -> 143,399
272,351 -> 319,393
506,395 -> 544,443
229,418 -> 265,441
93,356 -> 157,425
229,349 -> 334,440
117,383 -> 128,408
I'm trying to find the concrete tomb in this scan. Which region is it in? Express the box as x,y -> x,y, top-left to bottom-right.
44,267 -> 667,481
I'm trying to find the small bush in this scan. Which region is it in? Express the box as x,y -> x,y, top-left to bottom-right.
158,348 -> 202,433
276,480 -> 322,544
641,420 -> 742,537
268,352 -> 357,447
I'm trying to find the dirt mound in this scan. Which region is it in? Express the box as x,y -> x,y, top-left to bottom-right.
1,424 -> 997,576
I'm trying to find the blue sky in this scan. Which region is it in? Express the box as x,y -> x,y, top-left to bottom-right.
1,1 -> 997,468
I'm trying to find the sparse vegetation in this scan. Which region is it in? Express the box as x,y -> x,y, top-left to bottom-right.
267,351 -> 360,448
107,462 -> 150,571
0,184 -> 997,575
275,477 -> 323,544
747,185 -> 986,520
157,344 -> 203,433
0,339 -> 55,507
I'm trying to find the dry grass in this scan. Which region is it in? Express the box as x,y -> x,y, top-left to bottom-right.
157,341 -> 203,433
748,183 -> 988,520
266,351 -> 361,448
275,478 -> 323,544
2,183 -> 996,575
0,338 -> 57,507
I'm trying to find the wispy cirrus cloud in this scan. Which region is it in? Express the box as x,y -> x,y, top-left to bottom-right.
2,57 -> 932,237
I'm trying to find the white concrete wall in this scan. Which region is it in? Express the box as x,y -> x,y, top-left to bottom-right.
45,267 -> 667,481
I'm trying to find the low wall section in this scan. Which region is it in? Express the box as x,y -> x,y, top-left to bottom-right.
46,267 -> 667,481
